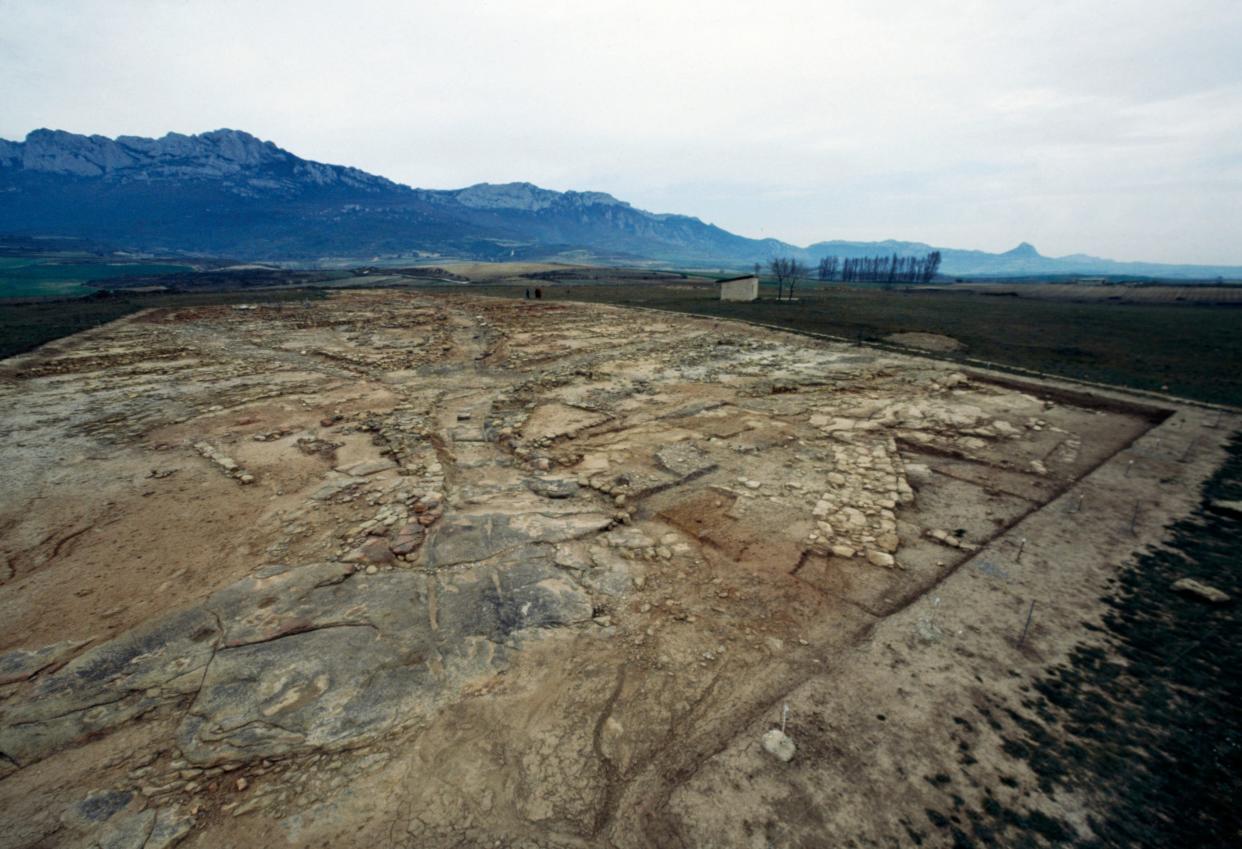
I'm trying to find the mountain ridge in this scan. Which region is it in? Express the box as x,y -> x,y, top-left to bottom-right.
2,128 -> 1239,279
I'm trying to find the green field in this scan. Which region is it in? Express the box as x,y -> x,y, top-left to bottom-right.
0,258 -> 193,298
464,280 -> 1242,407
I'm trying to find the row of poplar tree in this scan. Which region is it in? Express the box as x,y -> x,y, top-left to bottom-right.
760,250 -> 944,300
815,251 -> 942,284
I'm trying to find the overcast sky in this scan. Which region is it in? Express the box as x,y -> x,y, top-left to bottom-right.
2,0 -> 1240,263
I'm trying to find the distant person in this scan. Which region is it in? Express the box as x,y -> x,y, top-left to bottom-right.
524,288 -> 530,299
535,287 -> 543,299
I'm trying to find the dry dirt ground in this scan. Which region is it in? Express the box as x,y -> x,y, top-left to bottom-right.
0,291 -> 1235,849
881,332 -> 963,353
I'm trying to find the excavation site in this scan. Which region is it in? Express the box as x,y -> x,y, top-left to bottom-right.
0,291 -> 1237,849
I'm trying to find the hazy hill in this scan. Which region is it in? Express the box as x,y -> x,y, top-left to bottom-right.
1,128 -> 1238,279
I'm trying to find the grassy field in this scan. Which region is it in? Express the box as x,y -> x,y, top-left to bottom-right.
946,281 -> 1242,305
0,289 -> 326,360
0,258 -> 193,298
464,280 -> 1242,407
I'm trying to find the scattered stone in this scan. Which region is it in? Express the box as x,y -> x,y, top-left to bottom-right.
526,477 -> 580,499
346,538 -> 396,566
297,437 -> 341,459
903,463 -> 933,488
914,615 -> 943,643
193,441 -> 253,484
1171,578 -> 1231,604
867,550 -> 895,568
761,729 -> 796,762
388,522 -> 425,555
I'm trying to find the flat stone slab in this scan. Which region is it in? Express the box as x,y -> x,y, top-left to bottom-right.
0,607 -> 219,765
310,474 -> 364,501
2,549 -> 594,768
526,477 -> 581,499
0,637 -> 92,686
64,805 -> 192,849
423,511 -> 612,568
180,551 -> 591,764
655,443 -> 716,480
336,458 -> 398,477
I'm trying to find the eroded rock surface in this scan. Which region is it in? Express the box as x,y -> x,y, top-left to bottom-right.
0,291 -> 1226,849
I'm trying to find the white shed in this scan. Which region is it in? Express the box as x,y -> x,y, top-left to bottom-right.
719,274 -> 759,302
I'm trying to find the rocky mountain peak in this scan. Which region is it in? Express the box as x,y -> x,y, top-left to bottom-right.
1003,241 -> 1041,258
452,181 -> 627,212
2,128 -> 288,177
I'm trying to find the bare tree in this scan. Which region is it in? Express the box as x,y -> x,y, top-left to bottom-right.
768,258 -> 806,301
786,259 -> 807,300
768,257 -> 787,300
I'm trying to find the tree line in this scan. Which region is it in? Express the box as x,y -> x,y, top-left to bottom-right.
755,250 -> 943,301
816,251 -> 941,284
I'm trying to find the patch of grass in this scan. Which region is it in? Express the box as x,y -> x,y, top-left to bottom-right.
0,259 -> 193,298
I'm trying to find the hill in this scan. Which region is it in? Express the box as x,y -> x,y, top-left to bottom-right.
2,128 -> 1239,279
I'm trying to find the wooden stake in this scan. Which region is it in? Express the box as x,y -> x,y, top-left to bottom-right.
1018,600 -> 1035,647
